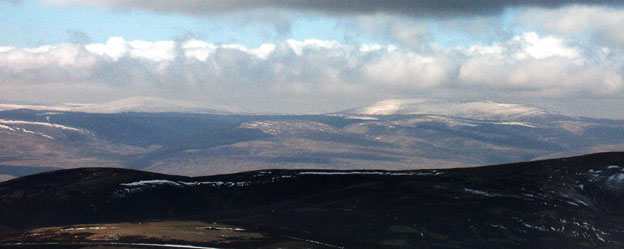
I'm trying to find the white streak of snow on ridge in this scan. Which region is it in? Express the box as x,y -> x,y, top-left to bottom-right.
463,188 -> 504,197
0,104 -> 71,112
0,119 -> 83,132
327,114 -> 379,120
285,235 -> 344,249
198,226 -> 245,231
0,124 -> 15,131
238,120 -> 340,135
496,122 -> 536,128
14,127 -> 54,139
118,170 -> 443,193
10,242 -> 219,249
393,116 -> 478,127
62,226 -> 118,231
111,243 -> 220,249
181,181 -> 251,187
606,173 -> 624,190
296,170 -> 443,176
119,180 -> 251,188
120,180 -> 183,187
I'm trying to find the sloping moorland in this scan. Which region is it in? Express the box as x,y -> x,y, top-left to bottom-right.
1,152 -> 623,248
2,99 -> 624,179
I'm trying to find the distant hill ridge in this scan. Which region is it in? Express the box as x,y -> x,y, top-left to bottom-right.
0,97 -> 555,121
0,96 -> 236,114
1,152 -> 623,248
344,98 -> 553,121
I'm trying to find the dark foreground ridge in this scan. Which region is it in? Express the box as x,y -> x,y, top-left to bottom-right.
1,152 -> 624,248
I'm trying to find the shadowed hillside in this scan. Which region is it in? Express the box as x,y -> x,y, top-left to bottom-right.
1,152 -> 623,248
2,106 -> 624,178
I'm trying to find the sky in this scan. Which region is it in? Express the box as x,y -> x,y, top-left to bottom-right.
1,0 -> 624,118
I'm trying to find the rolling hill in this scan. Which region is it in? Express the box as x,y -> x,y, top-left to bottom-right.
1,152 -> 623,248
1,98 -> 624,178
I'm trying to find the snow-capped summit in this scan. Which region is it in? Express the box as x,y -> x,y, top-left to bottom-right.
71,96 -> 237,114
345,98 -> 552,120
0,104 -> 71,112
0,97 -> 238,114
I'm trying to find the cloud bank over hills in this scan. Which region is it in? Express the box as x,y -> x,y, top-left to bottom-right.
2,1 -> 624,118
1,32 -> 622,116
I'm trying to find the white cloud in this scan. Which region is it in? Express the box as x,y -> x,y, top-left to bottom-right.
0,34 -> 623,114
458,56 -> 623,95
285,39 -> 343,56
517,33 -> 579,59
181,40 -> 217,62
0,44 -> 97,71
0,47 -> 15,53
517,5 -> 624,47
249,44 -> 277,59
85,37 -> 176,62
364,52 -> 454,87
84,37 -> 128,60
127,40 -> 175,62
348,14 -> 430,51
463,32 -> 580,60
456,32 -> 621,95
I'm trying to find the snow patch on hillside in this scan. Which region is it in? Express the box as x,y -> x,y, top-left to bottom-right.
0,119 -> 87,139
296,170 -> 444,176
0,119 -> 84,132
72,96 -> 236,114
14,127 -> 54,139
0,124 -> 15,131
348,98 -> 550,120
391,116 -> 478,127
0,97 -> 237,114
0,104 -> 71,112
120,179 -> 183,187
239,120 -> 340,135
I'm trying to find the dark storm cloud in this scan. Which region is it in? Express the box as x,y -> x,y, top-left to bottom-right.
49,0 -> 623,17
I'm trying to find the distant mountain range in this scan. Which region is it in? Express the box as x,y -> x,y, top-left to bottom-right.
0,96 -> 236,114
0,97 -> 623,179
1,152 -> 623,248
343,98 -> 552,120
0,97 -> 555,119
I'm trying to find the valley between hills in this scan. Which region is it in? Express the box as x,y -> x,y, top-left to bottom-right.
1,98 -> 624,180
